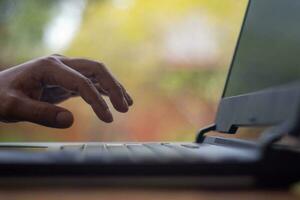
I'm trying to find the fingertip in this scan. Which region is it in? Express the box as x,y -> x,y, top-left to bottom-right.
110,97 -> 129,113
103,109 -> 114,123
118,98 -> 129,113
125,92 -> 133,106
56,111 -> 74,128
104,118 -> 113,123
127,97 -> 133,106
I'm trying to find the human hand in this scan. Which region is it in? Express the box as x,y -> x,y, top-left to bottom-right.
0,55 -> 133,128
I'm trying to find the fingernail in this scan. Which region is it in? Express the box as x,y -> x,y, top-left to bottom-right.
56,111 -> 74,128
104,109 -> 113,123
127,96 -> 133,106
126,93 -> 133,106
122,98 -> 129,112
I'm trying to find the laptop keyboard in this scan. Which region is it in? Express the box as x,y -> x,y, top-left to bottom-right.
54,142 -> 259,165
59,143 -> 205,164
0,142 -> 258,164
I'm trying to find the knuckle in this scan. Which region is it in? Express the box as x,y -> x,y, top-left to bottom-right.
38,56 -> 60,66
80,77 -> 94,88
112,84 -> 123,94
78,78 -> 97,104
93,61 -> 106,72
1,95 -> 20,116
51,53 -> 64,57
94,61 -> 105,68
107,84 -> 124,98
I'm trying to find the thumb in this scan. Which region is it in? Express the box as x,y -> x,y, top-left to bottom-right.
16,98 -> 74,128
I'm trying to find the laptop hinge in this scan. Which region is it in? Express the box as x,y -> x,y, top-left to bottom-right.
259,105 -> 300,152
196,106 -> 300,148
195,124 -> 216,143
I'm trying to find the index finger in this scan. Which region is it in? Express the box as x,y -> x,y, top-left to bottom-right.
57,57 -> 133,112
37,57 -> 113,122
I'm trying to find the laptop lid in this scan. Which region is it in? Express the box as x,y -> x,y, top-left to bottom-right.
214,0 -> 300,134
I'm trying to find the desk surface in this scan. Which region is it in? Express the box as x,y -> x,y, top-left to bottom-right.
1,187 -> 300,200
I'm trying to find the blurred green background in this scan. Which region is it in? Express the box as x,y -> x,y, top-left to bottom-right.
0,0 -> 247,142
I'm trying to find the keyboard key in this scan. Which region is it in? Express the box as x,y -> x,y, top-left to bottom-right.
181,143 -> 201,149
60,144 -> 84,152
125,144 -> 161,163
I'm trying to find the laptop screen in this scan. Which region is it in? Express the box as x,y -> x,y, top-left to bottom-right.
223,0 -> 300,98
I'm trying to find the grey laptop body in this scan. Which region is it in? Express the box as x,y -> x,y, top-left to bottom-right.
0,0 -> 299,188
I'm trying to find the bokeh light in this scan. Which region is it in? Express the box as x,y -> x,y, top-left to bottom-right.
0,0 -> 247,142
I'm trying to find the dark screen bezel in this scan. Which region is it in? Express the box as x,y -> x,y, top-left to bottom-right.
221,0 -> 251,98
214,0 -> 300,134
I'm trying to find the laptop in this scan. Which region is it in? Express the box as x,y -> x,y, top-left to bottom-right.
0,0 -> 300,188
